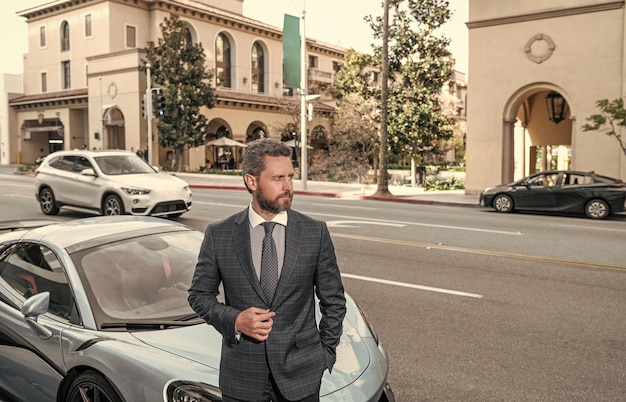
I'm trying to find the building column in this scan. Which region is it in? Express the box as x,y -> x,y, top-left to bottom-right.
502,119 -> 516,183
541,145 -> 549,171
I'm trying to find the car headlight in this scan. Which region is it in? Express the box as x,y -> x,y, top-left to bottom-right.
121,187 -> 151,195
166,381 -> 222,402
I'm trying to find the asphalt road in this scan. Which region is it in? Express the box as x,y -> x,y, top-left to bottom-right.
2,173 -> 626,401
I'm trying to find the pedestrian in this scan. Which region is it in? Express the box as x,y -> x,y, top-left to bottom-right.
188,138 -> 346,402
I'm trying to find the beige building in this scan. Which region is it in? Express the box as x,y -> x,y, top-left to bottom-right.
7,0 -> 341,170
466,0 -> 626,194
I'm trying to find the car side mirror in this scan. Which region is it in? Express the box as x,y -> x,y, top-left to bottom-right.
21,292 -> 53,339
22,291 -> 50,319
81,168 -> 96,176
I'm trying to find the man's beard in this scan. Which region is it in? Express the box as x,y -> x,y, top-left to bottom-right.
256,185 -> 293,214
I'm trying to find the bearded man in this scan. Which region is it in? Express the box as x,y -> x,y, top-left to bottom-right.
189,138 -> 346,402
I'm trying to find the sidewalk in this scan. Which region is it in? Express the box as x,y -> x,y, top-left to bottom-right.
174,172 -> 480,207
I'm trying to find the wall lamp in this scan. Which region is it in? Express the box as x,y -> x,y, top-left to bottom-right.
545,91 -> 569,124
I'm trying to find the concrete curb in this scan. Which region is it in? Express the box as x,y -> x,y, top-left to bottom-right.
187,184 -> 480,208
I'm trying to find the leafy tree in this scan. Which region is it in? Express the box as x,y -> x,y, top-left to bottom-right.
367,0 -> 456,177
143,14 -> 215,171
332,49 -> 376,100
309,93 -> 378,182
331,48 -> 381,181
581,98 -> 626,158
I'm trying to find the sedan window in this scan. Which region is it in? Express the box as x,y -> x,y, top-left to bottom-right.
0,243 -> 76,321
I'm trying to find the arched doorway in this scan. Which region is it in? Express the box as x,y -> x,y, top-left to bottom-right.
103,106 -> 126,150
503,84 -> 573,183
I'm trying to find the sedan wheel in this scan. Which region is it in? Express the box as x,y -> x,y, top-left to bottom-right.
103,195 -> 124,215
67,371 -> 121,402
493,194 -> 514,213
39,188 -> 60,215
585,199 -> 609,219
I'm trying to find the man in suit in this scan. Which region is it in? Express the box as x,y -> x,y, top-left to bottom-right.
188,138 -> 346,402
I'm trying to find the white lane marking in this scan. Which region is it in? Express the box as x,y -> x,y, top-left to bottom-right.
306,211 -> 522,235
342,273 -> 483,299
327,220 -> 405,228
311,203 -> 377,210
550,223 -> 626,233
5,194 -> 35,199
194,201 -> 247,207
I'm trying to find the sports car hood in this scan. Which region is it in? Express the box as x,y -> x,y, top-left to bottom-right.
131,318 -> 373,394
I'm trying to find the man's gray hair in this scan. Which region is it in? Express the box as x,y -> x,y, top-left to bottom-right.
242,138 -> 293,190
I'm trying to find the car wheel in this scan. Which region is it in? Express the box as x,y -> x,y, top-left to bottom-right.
39,188 -> 60,215
585,199 -> 609,219
103,194 -> 125,215
493,194 -> 514,213
66,370 -> 122,402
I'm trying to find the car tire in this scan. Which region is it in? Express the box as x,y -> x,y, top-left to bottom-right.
39,187 -> 60,215
66,370 -> 122,402
585,199 -> 609,219
493,194 -> 514,213
103,194 -> 125,216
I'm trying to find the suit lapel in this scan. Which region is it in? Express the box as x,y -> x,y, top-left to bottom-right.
233,209 -> 267,302
272,210 -> 302,305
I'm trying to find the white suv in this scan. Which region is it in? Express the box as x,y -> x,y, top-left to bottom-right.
34,150 -> 192,217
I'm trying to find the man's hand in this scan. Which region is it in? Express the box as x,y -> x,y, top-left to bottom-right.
236,307 -> 275,341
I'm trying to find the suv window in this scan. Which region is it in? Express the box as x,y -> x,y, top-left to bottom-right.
50,155 -> 78,172
74,156 -> 93,173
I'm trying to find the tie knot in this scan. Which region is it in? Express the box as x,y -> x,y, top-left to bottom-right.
262,221 -> 276,235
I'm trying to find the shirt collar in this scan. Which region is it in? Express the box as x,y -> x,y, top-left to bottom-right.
248,204 -> 288,228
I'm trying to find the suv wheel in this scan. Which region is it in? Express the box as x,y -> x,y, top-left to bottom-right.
39,188 -> 60,215
102,195 -> 125,215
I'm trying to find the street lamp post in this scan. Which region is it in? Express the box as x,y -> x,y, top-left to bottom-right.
299,3 -> 308,190
146,63 -> 153,165
99,76 -> 104,149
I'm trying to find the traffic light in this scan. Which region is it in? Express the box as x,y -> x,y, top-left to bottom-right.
152,89 -> 166,118
141,94 -> 147,118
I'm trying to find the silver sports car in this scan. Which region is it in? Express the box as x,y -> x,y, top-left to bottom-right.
0,217 -> 394,402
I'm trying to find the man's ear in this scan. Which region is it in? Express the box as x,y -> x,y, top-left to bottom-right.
244,174 -> 256,191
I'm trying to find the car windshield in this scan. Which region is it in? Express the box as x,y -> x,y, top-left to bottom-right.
94,155 -> 155,175
74,230 -> 202,322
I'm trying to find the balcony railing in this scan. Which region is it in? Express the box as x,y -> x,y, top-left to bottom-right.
308,68 -> 333,84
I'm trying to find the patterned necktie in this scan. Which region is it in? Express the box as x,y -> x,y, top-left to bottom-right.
260,222 -> 279,301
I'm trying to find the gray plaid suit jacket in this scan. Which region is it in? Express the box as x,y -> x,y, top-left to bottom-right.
188,208 -> 346,401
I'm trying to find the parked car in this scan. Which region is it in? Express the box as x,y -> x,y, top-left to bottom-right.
0,217 -> 394,402
34,150 -> 192,217
479,170 -> 626,219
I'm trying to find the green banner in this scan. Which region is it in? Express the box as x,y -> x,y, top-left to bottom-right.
283,14 -> 301,89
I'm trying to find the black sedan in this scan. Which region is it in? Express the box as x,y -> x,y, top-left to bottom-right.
479,170 -> 626,219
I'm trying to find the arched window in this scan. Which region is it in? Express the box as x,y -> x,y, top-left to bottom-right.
60,21 -> 70,51
247,127 -> 266,143
184,27 -> 193,46
251,42 -> 265,93
216,126 -> 231,138
216,33 -> 231,88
